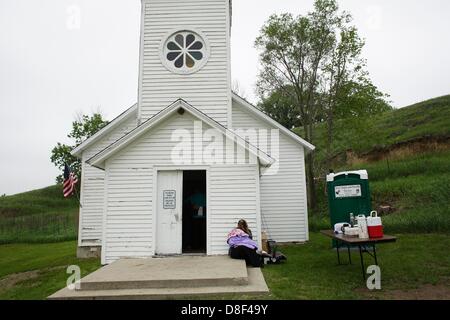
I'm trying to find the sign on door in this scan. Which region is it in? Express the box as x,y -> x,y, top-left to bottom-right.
163,190 -> 176,209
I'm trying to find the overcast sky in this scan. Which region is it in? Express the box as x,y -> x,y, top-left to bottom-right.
1,0 -> 449,195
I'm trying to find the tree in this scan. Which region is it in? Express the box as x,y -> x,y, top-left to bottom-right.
320,23 -> 391,166
51,113 -> 108,183
255,0 -> 343,209
334,80 -> 391,120
258,88 -> 302,129
255,0 -> 389,209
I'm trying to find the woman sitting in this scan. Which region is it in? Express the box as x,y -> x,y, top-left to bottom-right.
227,219 -> 262,267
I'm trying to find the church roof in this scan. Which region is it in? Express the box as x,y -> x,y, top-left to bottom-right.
72,92 -> 315,160
231,93 -> 315,152
86,99 -> 275,169
71,103 -> 138,157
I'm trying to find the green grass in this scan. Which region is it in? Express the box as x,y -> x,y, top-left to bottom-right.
0,241 -> 100,300
1,234 -> 448,300
369,95 -> 450,147
261,233 -> 450,300
309,152 -> 450,233
309,150 -> 450,234
0,185 -> 79,244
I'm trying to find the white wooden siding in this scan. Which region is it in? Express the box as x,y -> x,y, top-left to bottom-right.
232,99 -> 309,242
103,112 -> 259,263
138,0 -> 231,126
209,164 -> 259,254
78,115 -> 137,246
103,164 -> 153,264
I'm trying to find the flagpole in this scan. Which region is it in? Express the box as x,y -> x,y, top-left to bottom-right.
64,162 -> 83,208
73,184 -> 83,209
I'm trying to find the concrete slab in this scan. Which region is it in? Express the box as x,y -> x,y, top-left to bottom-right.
48,268 -> 269,300
77,256 -> 248,290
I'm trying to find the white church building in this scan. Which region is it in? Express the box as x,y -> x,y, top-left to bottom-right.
72,0 -> 315,265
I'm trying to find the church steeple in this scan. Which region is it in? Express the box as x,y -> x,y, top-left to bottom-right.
137,0 -> 232,127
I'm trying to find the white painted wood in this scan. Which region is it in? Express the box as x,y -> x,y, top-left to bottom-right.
255,165 -> 262,250
77,158 -> 87,247
156,171 -> 183,254
153,165 -> 210,255
232,98 -> 310,243
80,96 -> 310,254
138,0 -> 231,126
232,93 -> 315,151
209,164 -> 259,254
102,111 -> 260,263
101,161 -> 109,265
77,1 -> 312,262
225,0 -> 232,128
88,100 -> 274,169
78,111 -> 138,247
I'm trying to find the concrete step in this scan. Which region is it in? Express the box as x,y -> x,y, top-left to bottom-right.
48,268 -> 269,300
76,256 -> 249,290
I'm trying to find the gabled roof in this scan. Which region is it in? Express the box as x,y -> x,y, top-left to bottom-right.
87,99 -> 275,169
72,92 -> 315,160
231,93 -> 316,152
71,103 -> 138,158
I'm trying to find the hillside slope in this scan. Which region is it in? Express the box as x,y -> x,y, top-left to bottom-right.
0,185 -> 79,244
308,94 -> 450,168
307,95 -> 450,233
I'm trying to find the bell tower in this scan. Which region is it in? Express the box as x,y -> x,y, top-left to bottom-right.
137,0 -> 232,127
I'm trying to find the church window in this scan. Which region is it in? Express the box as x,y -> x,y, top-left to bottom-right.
161,30 -> 209,74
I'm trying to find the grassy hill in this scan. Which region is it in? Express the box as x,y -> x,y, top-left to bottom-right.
306,94 -> 450,167
0,185 -> 79,244
306,95 -> 450,233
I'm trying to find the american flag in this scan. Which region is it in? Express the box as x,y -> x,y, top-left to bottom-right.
63,164 -> 78,198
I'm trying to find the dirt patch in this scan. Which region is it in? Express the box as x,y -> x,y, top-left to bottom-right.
0,270 -> 40,292
357,282 -> 450,300
333,136 -> 450,166
384,284 -> 450,300
0,266 -> 66,292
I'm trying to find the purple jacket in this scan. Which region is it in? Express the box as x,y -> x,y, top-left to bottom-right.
227,228 -> 258,250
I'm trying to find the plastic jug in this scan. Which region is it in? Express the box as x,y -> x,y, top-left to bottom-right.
356,214 -> 369,239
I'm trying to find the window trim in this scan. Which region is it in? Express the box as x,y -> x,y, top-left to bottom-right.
159,27 -> 210,75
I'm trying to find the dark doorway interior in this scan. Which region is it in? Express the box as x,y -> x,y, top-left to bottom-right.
182,170 -> 207,253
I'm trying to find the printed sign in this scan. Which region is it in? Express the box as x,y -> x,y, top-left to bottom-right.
163,190 -> 176,209
335,185 -> 362,198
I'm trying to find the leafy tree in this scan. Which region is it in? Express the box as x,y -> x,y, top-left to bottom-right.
51,113 -> 108,183
258,88 -> 302,129
334,80 -> 391,119
321,23 -> 391,164
255,0 -> 389,209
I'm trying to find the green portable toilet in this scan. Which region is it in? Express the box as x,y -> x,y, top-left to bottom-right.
327,170 -> 372,229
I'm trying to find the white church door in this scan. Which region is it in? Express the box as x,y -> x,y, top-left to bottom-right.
156,171 -> 183,255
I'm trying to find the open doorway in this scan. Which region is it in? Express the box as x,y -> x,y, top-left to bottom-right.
182,170 -> 207,253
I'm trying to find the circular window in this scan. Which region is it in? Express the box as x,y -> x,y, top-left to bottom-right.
161,30 -> 209,74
